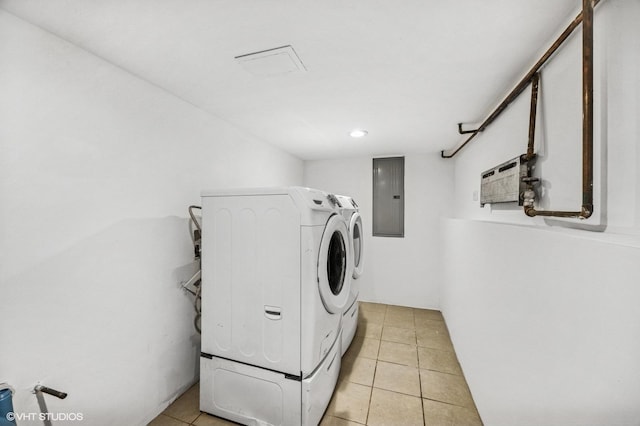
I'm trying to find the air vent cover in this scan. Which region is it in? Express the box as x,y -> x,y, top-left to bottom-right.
480,156 -> 531,206
235,45 -> 306,76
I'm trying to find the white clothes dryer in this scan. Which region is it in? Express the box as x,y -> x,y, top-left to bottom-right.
335,195 -> 364,356
199,187 -> 353,426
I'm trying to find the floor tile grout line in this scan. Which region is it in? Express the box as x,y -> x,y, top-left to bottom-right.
161,412 -> 194,424
371,383 -> 422,399
421,396 -> 479,412
362,304 -> 384,424
419,366 -> 465,377
418,361 -> 426,426
365,359 -> 379,425
363,305 -> 386,425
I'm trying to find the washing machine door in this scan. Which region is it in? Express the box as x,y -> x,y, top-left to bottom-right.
350,212 -> 364,279
318,214 -> 352,313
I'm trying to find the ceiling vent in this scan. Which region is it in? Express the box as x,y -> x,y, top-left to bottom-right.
235,45 -> 306,77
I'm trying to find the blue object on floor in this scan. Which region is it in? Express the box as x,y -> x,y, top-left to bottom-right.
0,388 -> 17,426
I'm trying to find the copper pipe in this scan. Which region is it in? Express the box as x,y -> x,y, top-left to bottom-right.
524,0 -> 594,219
582,0 -> 594,218
524,208 -> 584,218
441,0 -> 601,159
525,73 -> 540,161
457,123 -> 479,135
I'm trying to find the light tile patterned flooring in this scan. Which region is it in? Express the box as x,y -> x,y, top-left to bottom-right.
149,302 -> 483,426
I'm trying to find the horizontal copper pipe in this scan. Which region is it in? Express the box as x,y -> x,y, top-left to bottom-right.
524,206 -> 591,218
441,0 -> 601,159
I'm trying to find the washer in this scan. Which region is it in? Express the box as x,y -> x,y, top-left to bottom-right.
335,195 -> 364,356
199,187 -> 352,426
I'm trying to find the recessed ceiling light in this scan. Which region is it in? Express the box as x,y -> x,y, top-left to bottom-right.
350,129 -> 368,138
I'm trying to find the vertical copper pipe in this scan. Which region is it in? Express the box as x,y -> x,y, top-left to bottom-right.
523,0 -> 595,219
581,0 -> 594,218
526,73 -> 540,160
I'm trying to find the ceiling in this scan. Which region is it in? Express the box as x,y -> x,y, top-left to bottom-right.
0,0 -> 580,160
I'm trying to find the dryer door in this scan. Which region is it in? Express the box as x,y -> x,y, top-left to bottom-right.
318,214 -> 352,313
350,212 -> 364,279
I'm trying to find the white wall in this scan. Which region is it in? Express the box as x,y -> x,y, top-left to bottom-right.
443,1 -> 640,425
0,11 -> 302,426
442,219 -> 640,426
304,154 -> 454,309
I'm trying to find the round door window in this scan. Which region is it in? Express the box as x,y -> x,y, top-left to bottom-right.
318,214 -> 352,313
351,213 -> 364,279
327,231 -> 346,295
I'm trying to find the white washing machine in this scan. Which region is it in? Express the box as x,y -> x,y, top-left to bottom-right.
199,187 -> 353,425
335,195 -> 364,356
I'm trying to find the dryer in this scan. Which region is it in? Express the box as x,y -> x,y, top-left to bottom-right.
199,187 -> 352,425
335,195 -> 364,356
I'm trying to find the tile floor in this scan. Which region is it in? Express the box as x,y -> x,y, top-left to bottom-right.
149,302 -> 483,426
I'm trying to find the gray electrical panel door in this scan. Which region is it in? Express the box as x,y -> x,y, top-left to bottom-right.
373,157 -> 404,237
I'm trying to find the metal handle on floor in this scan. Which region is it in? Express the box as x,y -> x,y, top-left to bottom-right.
34,385 -> 67,399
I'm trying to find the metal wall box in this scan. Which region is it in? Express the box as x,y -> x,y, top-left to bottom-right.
480,156 -> 530,206
373,157 -> 404,237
